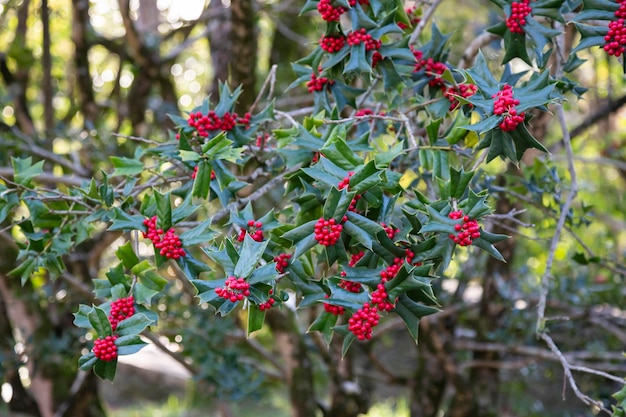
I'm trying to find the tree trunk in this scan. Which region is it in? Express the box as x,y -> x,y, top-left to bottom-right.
229,0 -> 257,112
266,309 -> 318,417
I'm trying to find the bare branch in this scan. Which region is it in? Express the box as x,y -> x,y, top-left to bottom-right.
409,0 -> 445,45
458,32 -> 499,69
539,333 -> 612,414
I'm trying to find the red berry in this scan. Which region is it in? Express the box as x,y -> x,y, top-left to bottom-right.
314,217 -> 343,246
93,335 -> 119,362
215,276 -> 251,302
143,216 -> 186,260
506,0 -> 532,34
108,296 -> 135,331
492,84 -> 525,132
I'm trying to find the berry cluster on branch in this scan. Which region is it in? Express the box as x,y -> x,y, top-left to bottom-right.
93,335 -> 119,362
215,276 -> 251,302
93,295 -> 136,362
506,0 -> 532,34
492,84 -> 525,132
143,216 -> 186,260
238,220 -> 264,242
604,1 -> 626,56
314,217 -> 344,246
448,211 -> 481,246
185,110 -> 251,138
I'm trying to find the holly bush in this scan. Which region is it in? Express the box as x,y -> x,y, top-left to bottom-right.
2,0 -> 625,414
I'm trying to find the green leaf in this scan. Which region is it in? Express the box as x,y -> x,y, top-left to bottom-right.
395,294 -> 440,343
88,306 -> 112,337
179,221 -> 216,246
308,311 -> 339,344
78,351 -> 98,371
192,159 -> 212,200
247,305 -> 266,335
449,167 -> 475,200
343,221 -> 373,250
344,42 -> 371,75
350,160 -> 382,194
116,335 -> 148,355
154,191 -> 172,231
109,208 -> 146,231
94,360 -> 117,381
110,156 -> 145,176
115,313 -> 153,336
321,130 -> 363,169
12,157 -> 44,185
73,304 -> 93,329
234,235 -> 269,278
115,242 -> 140,270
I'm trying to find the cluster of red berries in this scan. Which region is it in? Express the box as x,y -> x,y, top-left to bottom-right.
379,249 -> 421,282
185,111 -> 251,138
444,83 -> 478,111
604,2 -> 626,56
448,210 -> 481,246
413,50 -> 447,88
314,217 -> 343,246
347,28 -> 382,51
317,0 -> 345,21
371,51 -> 384,68
143,216 -> 186,260
355,108 -> 373,117
337,172 -> 361,211
492,84 -> 525,131
320,35 -> 346,53
93,295 -> 136,361
398,6 -> 421,30
215,276 -> 251,302
256,133 -> 271,148
506,0 -> 532,34
108,296 -> 135,331
259,298 -> 276,311
381,222 -> 398,240
93,335 -> 119,362
191,166 -> 216,180
339,251 -> 365,293
348,0 -> 369,5
348,303 -> 379,340
274,253 -> 292,274
259,290 -> 276,311
370,283 -> 394,312
307,72 -> 335,92
323,294 -> 346,315
238,220 -> 264,242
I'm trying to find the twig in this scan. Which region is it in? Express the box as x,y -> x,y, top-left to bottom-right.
249,64 -> 277,115
0,167 -> 86,187
458,32 -> 499,69
409,0 -> 445,45
536,104 -> 578,334
539,333 -> 611,414
141,331 -> 199,375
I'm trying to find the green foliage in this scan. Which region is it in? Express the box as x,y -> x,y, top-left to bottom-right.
0,1 -> 624,411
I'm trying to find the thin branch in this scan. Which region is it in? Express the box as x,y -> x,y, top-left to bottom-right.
141,331 -> 199,375
536,104 -> 578,333
409,0 -> 445,45
539,333 -> 612,414
569,93 -> 626,141
0,167 -> 86,187
249,64 -> 277,115
458,32 -> 499,69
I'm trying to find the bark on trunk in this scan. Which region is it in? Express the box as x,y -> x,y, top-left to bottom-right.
265,309 -> 318,417
229,0 -> 257,112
